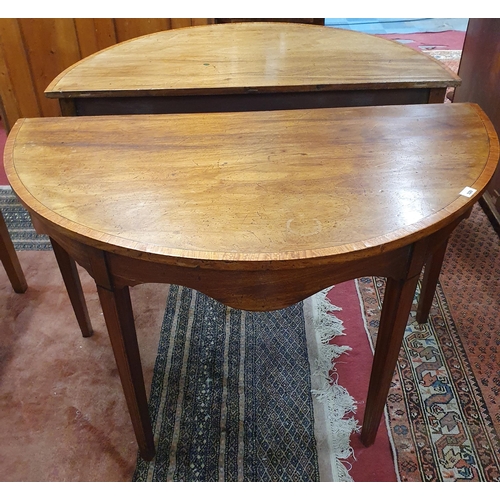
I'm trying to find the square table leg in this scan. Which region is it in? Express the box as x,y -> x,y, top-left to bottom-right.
96,284 -> 155,461
416,237 -> 449,324
0,209 -> 27,293
50,237 -> 93,337
360,272 -> 421,446
50,238 -> 155,459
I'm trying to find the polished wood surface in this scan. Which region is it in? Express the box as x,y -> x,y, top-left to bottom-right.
46,23 -> 459,96
45,23 -> 460,114
6,104 -> 487,263
5,103 -> 498,459
454,18 -> 500,235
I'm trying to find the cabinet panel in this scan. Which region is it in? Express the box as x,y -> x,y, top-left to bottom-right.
75,19 -> 118,58
454,18 -> 500,233
0,18 -> 214,131
0,19 -> 41,127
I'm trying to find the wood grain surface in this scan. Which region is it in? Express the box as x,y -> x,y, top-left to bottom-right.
46,23 -> 460,99
5,103 -> 497,267
5,101 -> 498,459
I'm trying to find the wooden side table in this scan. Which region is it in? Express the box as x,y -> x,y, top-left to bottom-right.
45,22 -> 460,116
5,103 -> 497,460
43,22 -> 462,326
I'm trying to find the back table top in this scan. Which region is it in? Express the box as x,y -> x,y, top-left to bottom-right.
45,22 -> 461,99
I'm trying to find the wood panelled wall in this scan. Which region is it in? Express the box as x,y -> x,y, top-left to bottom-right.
0,18 -> 214,131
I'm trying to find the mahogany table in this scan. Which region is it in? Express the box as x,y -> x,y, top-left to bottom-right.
45,22 -> 461,116
5,103 -> 497,461
44,22 -> 463,330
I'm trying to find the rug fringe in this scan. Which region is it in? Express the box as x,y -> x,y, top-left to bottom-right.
309,287 -> 360,482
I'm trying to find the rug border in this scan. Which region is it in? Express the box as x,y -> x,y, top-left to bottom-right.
354,278 -> 401,482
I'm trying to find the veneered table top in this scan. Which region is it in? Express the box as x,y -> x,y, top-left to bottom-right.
45,23 -> 461,98
5,104 -> 497,265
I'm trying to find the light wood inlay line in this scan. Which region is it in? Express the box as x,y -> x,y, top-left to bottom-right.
5,103 -> 497,460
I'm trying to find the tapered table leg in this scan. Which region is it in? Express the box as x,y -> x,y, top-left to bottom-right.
96,285 -> 155,461
360,273 -> 420,446
0,210 -> 27,293
50,237 -> 93,337
416,237 -> 449,324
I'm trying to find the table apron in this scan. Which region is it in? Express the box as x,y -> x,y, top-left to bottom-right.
45,229 -> 449,312
61,87 -> 440,116
29,205 -> 471,311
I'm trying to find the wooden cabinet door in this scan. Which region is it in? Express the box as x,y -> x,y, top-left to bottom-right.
454,18 -> 500,234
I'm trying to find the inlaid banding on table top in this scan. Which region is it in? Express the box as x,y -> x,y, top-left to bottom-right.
45,23 -> 460,98
5,104 -> 498,264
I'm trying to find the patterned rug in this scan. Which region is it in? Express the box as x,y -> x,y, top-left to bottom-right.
134,285 -> 318,481
132,285 -> 357,481
0,186 -> 50,250
357,203 -> 500,481
424,48 -> 461,103
0,187 -> 358,482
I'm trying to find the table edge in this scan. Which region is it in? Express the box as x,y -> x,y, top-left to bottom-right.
5,103 -> 498,269
44,23 -> 461,98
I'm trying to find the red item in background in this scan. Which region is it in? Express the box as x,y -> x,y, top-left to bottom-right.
377,30 -> 465,51
327,281 -> 398,481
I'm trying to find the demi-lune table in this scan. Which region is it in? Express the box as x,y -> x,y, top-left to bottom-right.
44,22 -> 462,331
5,103 -> 497,460
45,22 -> 461,116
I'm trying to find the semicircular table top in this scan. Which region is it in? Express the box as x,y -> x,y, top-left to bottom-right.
5,103 -> 497,266
5,101 -> 498,461
45,22 -> 460,98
